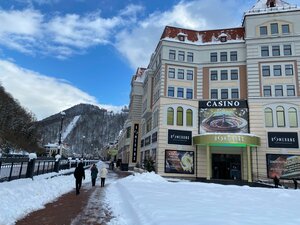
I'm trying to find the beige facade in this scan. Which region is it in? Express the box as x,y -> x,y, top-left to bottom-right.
120,0 -> 300,182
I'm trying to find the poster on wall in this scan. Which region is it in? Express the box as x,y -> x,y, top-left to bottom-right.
168,129 -> 192,145
198,100 -> 249,134
266,154 -> 300,179
132,124 -> 139,163
268,132 -> 299,148
165,150 -> 194,174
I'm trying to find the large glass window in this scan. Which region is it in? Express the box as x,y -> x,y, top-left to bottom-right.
287,85 -> 295,96
231,89 -> 239,99
221,70 -> 228,80
221,89 -> 228,99
271,23 -> 278,34
284,45 -> 292,55
273,65 -> 282,76
187,70 -> 193,80
261,46 -> 269,57
265,108 -> 273,127
210,52 -> 217,62
168,87 -> 174,97
169,50 -> 176,60
231,69 -> 238,80
230,51 -> 238,61
288,107 -> 298,128
276,106 -> 285,127
263,86 -> 272,97
210,70 -> 218,80
272,45 -> 280,56
187,52 -> 194,62
282,24 -> 290,34
285,64 -> 293,76
275,85 -> 283,96
262,65 -> 270,76
186,109 -> 193,126
186,89 -> 193,99
168,68 -> 175,78
177,88 -> 184,98
220,52 -> 227,62
167,107 -> 174,125
211,89 -> 218,99
260,26 -> 268,35
178,51 -> 185,61
177,69 -> 184,79
177,107 -> 183,126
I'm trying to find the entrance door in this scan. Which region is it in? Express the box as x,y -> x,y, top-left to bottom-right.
212,154 -> 241,180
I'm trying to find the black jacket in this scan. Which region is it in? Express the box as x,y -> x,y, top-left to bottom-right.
74,162 -> 85,180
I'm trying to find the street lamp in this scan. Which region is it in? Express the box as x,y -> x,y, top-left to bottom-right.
58,111 -> 66,156
81,135 -> 86,159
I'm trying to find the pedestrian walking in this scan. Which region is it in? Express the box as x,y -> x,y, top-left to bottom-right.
74,162 -> 85,195
90,164 -> 98,186
292,178 -> 298,189
100,166 -> 108,187
273,175 -> 280,188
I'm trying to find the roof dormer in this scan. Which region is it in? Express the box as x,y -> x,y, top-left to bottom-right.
218,33 -> 228,42
267,0 -> 276,7
177,32 -> 188,41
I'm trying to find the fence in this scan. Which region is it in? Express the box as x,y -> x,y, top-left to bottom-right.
0,157 -> 97,182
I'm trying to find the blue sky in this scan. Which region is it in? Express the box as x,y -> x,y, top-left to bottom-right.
0,0 -> 299,120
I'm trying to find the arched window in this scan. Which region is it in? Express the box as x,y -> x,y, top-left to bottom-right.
186,109 -> 193,126
288,107 -> 298,128
264,108 -> 273,127
276,106 -> 285,127
177,107 -> 183,126
167,107 -> 174,125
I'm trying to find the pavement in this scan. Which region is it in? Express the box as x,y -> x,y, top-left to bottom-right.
16,169 -> 132,225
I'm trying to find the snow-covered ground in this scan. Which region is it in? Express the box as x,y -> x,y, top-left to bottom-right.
1,163 -> 300,225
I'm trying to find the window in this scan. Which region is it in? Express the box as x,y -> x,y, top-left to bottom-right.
231,89 -> 239,99
275,85 -> 283,96
273,65 -> 282,76
260,26 -> 268,35
177,69 -> 184,79
220,36 -> 227,42
264,108 -> 273,127
221,70 -> 228,80
146,118 -> 152,133
262,65 -> 270,76
169,50 -> 176,60
261,46 -> 269,57
285,64 -> 293,76
284,45 -> 292,55
288,108 -> 298,128
186,109 -> 193,126
220,52 -> 227,62
276,106 -> 285,127
210,70 -> 218,80
210,52 -> 217,62
186,89 -> 193,99
287,85 -> 295,96
177,88 -> 184,98
167,107 -> 174,125
231,69 -> 238,80
211,89 -> 218,99
177,107 -> 183,126
271,23 -> 278,34
126,126 -> 131,138
168,87 -> 174,97
263,86 -> 272,97
187,70 -> 193,80
168,68 -> 175,78
221,89 -> 228,99
187,52 -> 194,62
282,24 -> 290,34
272,45 -> 280,56
230,51 -> 237,61
178,51 -> 185,61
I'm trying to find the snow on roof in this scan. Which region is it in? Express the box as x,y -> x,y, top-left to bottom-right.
245,0 -> 298,15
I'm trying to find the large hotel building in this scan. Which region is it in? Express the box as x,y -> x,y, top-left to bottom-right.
117,0 -> 300,182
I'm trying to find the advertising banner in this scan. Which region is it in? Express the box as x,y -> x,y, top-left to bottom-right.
266,154 -> 300,178
165,150 -> 194,174
132,124 -> 139,163
168,129 -> 192,145
199,100 -> 249,134
268,132 -> 299,148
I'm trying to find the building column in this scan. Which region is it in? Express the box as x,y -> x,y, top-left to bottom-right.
206,145 -> 211,180
247,145 -> 252,182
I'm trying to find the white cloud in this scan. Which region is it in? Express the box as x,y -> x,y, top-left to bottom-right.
0,59 -> 123,120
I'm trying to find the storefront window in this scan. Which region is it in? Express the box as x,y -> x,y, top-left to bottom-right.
288,107 -> 298,128
177,107 -> 183,126
167,107 -> 174,125
264,108 -> 273,127
186,109 -> 193,126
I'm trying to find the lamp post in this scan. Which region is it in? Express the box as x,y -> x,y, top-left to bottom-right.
81,135 -> 86,159
58,111 -> 66,156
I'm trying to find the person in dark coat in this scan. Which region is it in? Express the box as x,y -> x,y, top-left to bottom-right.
273,175 -> 280,188
74,162 -> 85,195
292,178 -> 298,189
90,164 -> 98,186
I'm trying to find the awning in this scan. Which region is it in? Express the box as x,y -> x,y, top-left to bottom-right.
193,133 -> 260,147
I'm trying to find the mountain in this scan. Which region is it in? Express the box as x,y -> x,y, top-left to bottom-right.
35,103 -> 128,157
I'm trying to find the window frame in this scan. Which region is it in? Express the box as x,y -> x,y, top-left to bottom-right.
168,68 -> 175,78
210,70 -> 218,81
220,52 -> 228,62
177,69 -> 184,79
187,70 -> 193,80
271,23 -> 279,35
177,87 -> 184,98
187,52 -> 194,62
261,46 -> 269,57
262,65 -> 270,76
169,50 -> 176,60
168,87 -> 175,97
210,52 -> 218,62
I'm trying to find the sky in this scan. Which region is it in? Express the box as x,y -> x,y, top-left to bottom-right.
0,0 -> 299,120
1,162 -> 300,225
